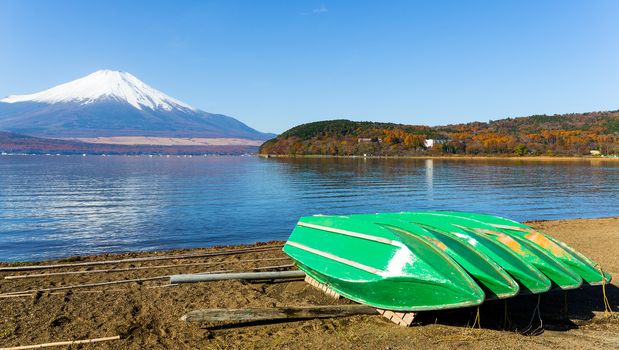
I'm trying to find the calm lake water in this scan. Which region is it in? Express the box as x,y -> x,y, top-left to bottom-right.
0,155 -> 618,261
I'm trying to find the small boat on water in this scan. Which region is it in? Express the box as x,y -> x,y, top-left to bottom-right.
283,211 -> 611,312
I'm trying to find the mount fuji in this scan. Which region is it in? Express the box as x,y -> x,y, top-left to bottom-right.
0,70 -> 273,140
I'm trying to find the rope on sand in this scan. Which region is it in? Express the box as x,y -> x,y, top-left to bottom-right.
521,295 -> 543,336
597,265 -> 616,319
434,306 -> 483,343
503,299 -> 511,330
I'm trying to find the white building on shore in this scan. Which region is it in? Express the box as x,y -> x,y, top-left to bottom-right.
424,139 -> 447,148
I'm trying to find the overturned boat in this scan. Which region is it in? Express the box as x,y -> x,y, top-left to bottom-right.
283,215 -> 485,311
283,211 -> 611,313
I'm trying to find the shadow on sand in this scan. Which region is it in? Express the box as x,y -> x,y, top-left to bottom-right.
417,283 -> 618,333
203,284 -> 617,334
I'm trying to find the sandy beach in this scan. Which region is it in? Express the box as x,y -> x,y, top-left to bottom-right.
0,217 -> 617,349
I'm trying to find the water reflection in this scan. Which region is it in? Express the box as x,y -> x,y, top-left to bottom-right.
425,159 -> 433,194
0,155 -> 617,261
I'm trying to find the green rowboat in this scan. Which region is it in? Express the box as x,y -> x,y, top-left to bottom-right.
352,213 -> 520,299
284,211 -> 607,312
423,211 -> 612,285
283,215 -> 485,311
364,212 -> 551,294
391,212 -> 583,290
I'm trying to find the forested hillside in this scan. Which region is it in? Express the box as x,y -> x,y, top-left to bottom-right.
259,111 -> 619,156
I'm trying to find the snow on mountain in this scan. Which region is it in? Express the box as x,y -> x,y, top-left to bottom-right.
1,70 -> 196,112
0,70 -> 274,140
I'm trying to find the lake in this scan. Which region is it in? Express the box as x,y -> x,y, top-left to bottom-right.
1,155 -> 618,261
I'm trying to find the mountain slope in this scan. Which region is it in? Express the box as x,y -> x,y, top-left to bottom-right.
0,70 -> 273,140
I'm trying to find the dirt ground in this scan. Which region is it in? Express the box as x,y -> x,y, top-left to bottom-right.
0,217 -> 617,349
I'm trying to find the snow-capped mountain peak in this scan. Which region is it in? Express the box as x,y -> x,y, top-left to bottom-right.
0,70 -> 196,112
0,70 -> 273,140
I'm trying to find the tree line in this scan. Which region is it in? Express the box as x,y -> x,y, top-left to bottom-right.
259,112 -> 619,156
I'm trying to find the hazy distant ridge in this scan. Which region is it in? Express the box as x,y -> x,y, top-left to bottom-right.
0,131 -> 258,155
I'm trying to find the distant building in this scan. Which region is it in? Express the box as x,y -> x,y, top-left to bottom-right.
424,139 -> 447,148
358,138 -> 382,143
590,150 -> 602,156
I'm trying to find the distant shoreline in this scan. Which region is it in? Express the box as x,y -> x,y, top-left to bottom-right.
258,154 -> 619,161
2,153 -> 618,161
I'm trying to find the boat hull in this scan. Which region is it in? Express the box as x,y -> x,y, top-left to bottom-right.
283,211 -> 607,312
353,214 -> 520,299
389,212 -> 583,290
424,211 -> 612,285
283,215 -> 485,311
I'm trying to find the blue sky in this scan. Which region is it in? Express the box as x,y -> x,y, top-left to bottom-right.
1,0 -> 618,133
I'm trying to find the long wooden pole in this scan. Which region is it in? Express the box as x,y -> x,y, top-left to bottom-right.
170,270 -> 305,284
4,257 -> 291,280
0,245 -> 283,272
181,305 -> 377,322
0,335 -> 120,350
0,294 -> 31,299
1,275 -> 171,296
0,264 -> 297,296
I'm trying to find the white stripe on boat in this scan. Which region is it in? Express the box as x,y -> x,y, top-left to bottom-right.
286,241 -> 384,275
297,222 -> 404,247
